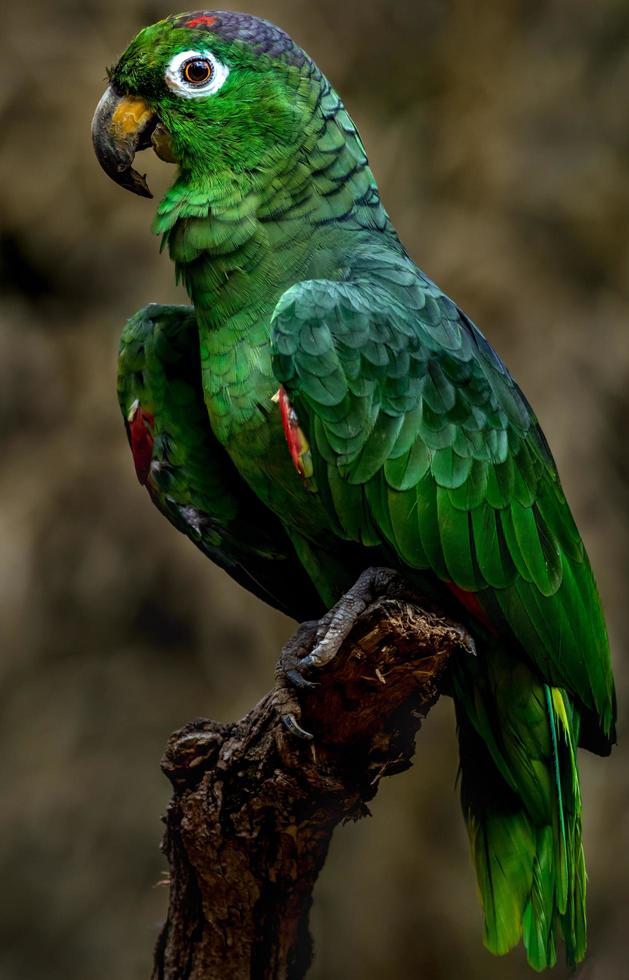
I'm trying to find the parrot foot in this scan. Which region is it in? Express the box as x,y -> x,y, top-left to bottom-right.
275,567 -> 410,738
274,618 -> 321,740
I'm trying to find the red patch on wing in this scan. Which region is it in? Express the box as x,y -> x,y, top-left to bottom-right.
445,582 -> 497,635
277,387 -> 309,478
127,402 -> 154,486
185,15 -> 218,28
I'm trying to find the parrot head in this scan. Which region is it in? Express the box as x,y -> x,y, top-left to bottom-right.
92,11 -> 315,198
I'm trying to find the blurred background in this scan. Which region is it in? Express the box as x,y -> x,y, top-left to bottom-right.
1,0 -> 629,977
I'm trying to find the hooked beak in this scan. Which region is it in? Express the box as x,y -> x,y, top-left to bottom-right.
91,86 -> 158,198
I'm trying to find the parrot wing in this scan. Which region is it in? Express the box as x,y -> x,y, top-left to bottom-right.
270,248 -> 615,746
118,304 -> 324,622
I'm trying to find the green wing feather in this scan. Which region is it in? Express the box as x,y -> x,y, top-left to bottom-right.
117,304 -> 323,622
270,249 -> 615,744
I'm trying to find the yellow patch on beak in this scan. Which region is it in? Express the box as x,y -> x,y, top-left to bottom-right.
111,96 -> 154,138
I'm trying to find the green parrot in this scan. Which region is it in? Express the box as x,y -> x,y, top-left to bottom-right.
92,11 -> 615,970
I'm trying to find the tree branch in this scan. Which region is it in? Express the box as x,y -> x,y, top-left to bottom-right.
152,589 -> 466,980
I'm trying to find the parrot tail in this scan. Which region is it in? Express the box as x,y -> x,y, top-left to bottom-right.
453,651 -> 586,971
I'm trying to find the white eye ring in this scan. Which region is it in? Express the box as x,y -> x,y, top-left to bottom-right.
165,49 -> 229,99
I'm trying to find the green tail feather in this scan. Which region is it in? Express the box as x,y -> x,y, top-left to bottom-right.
454,651 -> 586,970
549,686 -> 587,966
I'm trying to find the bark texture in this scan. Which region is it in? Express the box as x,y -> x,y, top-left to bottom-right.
153,594 -> 466,980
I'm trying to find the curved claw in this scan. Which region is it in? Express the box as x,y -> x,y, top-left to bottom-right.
285,668 -> 319,690
282,713 -> 314,740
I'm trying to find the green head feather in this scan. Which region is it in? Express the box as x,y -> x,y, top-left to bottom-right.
109,12 -> 319,181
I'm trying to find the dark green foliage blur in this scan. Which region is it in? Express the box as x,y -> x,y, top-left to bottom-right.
1,1 -> 628,978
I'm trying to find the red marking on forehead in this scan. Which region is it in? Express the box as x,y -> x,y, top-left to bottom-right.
185,15 -> 217,29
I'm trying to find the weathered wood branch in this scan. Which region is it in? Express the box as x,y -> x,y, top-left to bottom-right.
152,591 -> 466,980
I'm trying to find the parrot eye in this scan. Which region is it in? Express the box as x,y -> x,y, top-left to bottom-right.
182,58 -> 213,85
165,50 -> 229,99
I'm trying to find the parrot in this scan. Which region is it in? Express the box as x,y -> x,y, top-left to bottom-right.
92,11 -> 616,970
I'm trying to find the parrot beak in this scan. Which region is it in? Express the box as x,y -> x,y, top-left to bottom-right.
91,86 -> 158,198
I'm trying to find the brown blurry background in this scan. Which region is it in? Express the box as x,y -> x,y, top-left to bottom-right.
1,1 -> 629,978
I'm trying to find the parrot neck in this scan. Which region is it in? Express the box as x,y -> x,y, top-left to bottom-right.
153,78 -> 398,335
